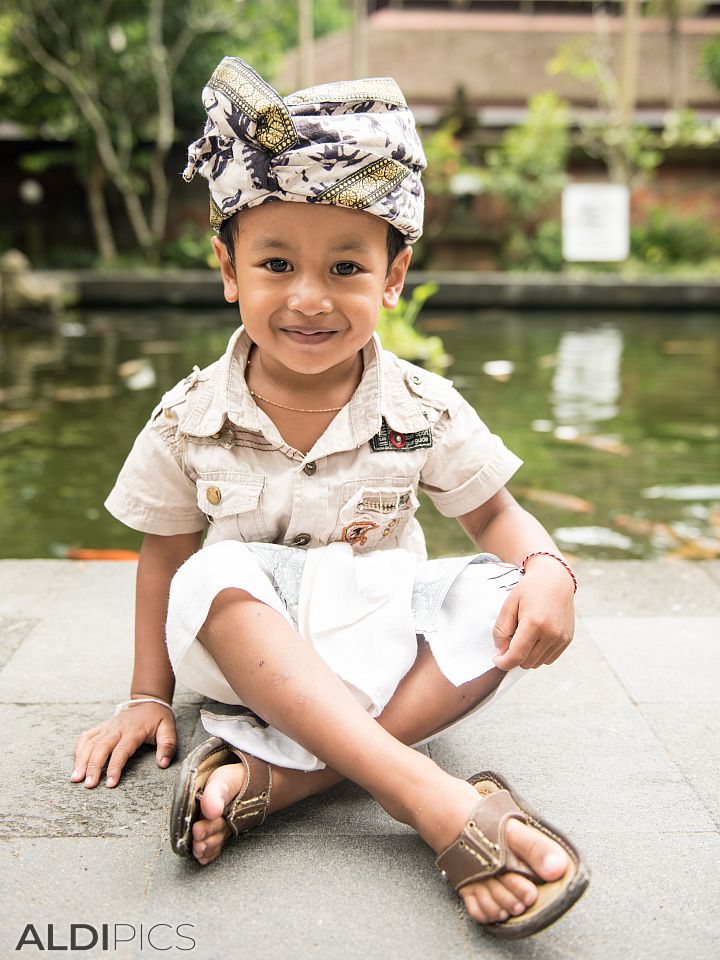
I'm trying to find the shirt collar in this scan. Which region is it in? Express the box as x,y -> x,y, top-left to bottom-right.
179,325 -> 430,445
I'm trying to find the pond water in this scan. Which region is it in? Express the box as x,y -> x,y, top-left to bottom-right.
1,306 -> 718,561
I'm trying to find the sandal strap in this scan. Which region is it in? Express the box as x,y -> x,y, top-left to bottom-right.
435,790 -> 539,892
223,750 -> 273,837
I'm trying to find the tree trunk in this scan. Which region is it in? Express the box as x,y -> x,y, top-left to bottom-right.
147,0 -> 175,260
618,0 -> 640,185
85,159 -> 117,262
669,9 -> 684,111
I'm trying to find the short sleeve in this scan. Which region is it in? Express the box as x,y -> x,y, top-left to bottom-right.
419,392 -> 523,518
104,413 -> 208,536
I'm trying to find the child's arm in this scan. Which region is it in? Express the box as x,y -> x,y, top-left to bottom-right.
71,530 -> 203,789
457,487 -> 576,672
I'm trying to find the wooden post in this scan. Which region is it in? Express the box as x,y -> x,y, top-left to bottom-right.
352,0 -> 368,78
298,0 -> 314,88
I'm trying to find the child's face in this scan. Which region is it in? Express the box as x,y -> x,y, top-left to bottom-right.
211,200 -> 412,378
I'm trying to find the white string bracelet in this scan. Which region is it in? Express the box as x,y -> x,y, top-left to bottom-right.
113,697 -> 176,718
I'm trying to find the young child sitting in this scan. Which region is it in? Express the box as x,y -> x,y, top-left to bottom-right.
71,57 -> 588,938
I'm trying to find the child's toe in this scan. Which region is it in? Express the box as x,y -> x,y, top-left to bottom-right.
498,871 -> 537,905
504,819 -> 569,882
486,877 -> 527,915
469,883 -> 506,922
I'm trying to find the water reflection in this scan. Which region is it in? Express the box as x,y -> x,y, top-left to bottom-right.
551,327 -> 623,428
1,308 -> 718,560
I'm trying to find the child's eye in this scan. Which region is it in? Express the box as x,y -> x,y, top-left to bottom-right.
264,258 -> 291,273
333,262 -> 359,276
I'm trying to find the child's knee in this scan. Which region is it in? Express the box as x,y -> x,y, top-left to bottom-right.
198,587 -> 254,640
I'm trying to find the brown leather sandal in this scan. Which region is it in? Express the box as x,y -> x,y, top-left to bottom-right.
435,771 -> 590,938
170,735 -> 272,859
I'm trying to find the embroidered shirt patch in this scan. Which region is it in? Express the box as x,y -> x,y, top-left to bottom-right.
341,521 -> 379,545
370,417 -> 432,452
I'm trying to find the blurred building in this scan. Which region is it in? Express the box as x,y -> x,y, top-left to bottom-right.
278,0 -> 720,125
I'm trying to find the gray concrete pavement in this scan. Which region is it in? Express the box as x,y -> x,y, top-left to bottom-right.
1,558 -> 719,960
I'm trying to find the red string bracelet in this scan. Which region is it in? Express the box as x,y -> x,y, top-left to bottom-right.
520,551 -> 578,593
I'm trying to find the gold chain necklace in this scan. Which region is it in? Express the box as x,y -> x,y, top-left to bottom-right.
248,389 -> 343,413
245,357 -> 344,414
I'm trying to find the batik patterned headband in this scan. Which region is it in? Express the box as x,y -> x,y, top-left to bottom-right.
182,57 -> 426,243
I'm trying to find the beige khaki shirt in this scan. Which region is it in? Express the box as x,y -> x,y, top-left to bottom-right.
105,326 -> 523,560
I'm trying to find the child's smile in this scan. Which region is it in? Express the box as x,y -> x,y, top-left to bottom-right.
279,326 -> 339,345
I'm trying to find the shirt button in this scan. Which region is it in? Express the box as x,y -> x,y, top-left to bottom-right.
303,461 -> 317,476
206,486 -> 222,506
292,533 -> 311,547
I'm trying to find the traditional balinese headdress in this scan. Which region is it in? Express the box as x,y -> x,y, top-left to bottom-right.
182,57 -> 426,243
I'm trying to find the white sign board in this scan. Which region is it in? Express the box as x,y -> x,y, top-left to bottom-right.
562,183 -> 630,262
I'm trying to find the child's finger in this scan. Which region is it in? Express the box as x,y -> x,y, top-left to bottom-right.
542,645 -> 565,666
154,715 -> 177,769
105,737 -> 136,788
521,646 -> 553,670
70,732 -> 102,781
82,735 -> 120,788
493,620 -> 538,670
71,727 -> 101,763
543,637 -> 572,666
491,594 -> 519,655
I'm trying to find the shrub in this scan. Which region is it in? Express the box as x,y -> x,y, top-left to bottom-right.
630,208 -> 720,265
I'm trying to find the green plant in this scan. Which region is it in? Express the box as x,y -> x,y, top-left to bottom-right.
419,119 -> 466,197
482,92 -> 570,222
500,220 -> 564,273
700,33 -> 720,92
376,282 -> 451,374
161,223 -> 217,269
630,208 -> 720,265
480,92 -> 570,269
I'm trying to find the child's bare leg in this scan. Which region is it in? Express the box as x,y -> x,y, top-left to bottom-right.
191,588 -> 568,925
195,638 -> 504,854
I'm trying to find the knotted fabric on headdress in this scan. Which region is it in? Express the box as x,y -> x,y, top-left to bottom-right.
182,57 -> 426,243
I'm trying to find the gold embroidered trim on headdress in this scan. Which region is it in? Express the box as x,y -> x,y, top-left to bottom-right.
208,59 -> 298,156
315,158 -> 409,209
210,197 -> 226,230
285,77 -> 407,109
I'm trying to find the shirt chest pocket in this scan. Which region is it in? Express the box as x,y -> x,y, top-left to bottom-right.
196,472 -> 270,543
333,477 -> 420,553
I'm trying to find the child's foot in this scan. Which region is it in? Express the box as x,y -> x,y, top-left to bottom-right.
410,778 -> 569,926
189,758 -> 342,865
190,761 -> 252,865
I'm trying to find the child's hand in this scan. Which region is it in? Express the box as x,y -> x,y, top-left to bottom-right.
70,703 -> 177,789
491,560 -> 575,670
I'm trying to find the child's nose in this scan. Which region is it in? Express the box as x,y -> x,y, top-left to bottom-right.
287,275 -> 333,316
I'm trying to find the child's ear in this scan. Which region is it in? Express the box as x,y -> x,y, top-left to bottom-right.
211,236 -> 239,303
382,245 -> 412,311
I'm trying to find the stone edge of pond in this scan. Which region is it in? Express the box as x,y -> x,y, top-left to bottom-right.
28,269 -> 720,311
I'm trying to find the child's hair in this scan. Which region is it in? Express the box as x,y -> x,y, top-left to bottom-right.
218,211 -> 408,280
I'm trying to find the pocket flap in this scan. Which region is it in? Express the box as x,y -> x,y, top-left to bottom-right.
196,473 -> 264,518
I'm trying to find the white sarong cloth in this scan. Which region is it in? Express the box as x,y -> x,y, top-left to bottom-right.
166,540 -> 524,771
